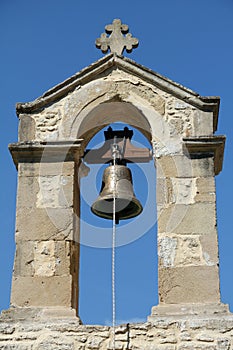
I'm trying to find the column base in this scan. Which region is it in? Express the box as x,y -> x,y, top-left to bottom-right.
1,306 -> 82,323
148,303 -> 230,321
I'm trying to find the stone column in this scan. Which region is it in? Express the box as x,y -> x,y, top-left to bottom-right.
149,136 -> 226,318
9,141 -> 83,319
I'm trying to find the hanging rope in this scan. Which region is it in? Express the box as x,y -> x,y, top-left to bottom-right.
112,157 -> 116,349
111,138 -> 118,350
111,135 -> 125,349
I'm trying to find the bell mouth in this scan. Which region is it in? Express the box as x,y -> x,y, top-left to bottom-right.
91,196 -> 143,221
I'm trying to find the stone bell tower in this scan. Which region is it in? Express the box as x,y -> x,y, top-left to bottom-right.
1,19 -> 233,349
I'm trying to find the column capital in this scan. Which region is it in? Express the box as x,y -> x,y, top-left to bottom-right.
183,135 -> 225,175
9,140 -> 84,168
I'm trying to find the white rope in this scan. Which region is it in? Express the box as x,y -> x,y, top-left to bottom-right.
112,156 -> 116,350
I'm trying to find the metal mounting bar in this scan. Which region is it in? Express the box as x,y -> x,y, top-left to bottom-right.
84,127 -> 152,164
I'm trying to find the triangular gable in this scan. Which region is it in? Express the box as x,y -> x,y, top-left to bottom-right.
16,54 -> 220,131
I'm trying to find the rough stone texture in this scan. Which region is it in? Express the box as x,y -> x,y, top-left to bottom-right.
171,178 -> 196,204
15,207 -> 73,241
158,233 -> 219,269
11,276 -> 73,307
158,203 -> 216,235
156,155 -> 215,179
157,176 -> 215,207
195,177 -> 216,203
18,161 -> 75,177
158,234 -> 208,268
16,67 -> 215,146
158,266 -> 220,304
36,175 -> 73,208
18,114 -> 36,142
16,174 -> 73,209
5,47 -> 228,347
1,312 -> 233,349
200,234 -> 219,266
158,236 -> 178,267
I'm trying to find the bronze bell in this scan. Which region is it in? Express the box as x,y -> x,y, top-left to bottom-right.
91,164 -> 143,221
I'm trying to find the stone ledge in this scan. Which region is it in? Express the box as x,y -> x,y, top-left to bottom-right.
0,307 -> 80,323
149,303 -> 230,320
9,140 -> 84,168
183,135 -> 225,175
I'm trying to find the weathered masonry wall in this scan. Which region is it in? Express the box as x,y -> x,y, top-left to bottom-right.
1,309 -> 233,349
12,62 -> 225,312
155,153 -> 220,306
2,52 -> 229,349
9,144 -> 82,314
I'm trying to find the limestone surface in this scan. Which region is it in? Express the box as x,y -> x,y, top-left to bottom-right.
4,33 -> 228,349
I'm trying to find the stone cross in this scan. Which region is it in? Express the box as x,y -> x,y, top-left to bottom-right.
96,19 -> 139,55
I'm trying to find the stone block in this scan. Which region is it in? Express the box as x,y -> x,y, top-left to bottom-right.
156,155 -> 214,178
107,340 -> 124,349
36,175 -> 73,208
158,203 -> 216,235
193,110 -> 213,136
158,236 -> 177,268
14,241 -> 72,278
197,334 -> 215,342
86,336 -> 104,349
11,276 -> 73,307
13,241 -> 35,277
39,307 -> 77,319
16,174 -> 74,209
217,338 -> 231,350
171,178 -> 196,204
190,156 -> 214,178
0,345 -> 33,350
200,234 -> 219,266
175,235 -> 202,266
16,207 -> 73,241
157,178 -> 198,206
18,114 -> 36,142
150,302 -> 229,318
0,324 -> 15,335
34,107 -> 62,141
195,177 -> 216,203
159,234 -> 205,268
156,178 -> 173,205
34,241 -> 56,276
54,241 -> 71,276
34,335 -> 75,350
159,266 -> 220,304
16,176 -> 39,208
18,161 -> 75,177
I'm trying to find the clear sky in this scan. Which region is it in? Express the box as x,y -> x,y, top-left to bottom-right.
0,0 -> 233,325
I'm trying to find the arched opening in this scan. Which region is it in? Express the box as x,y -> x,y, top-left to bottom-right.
79,122 -> 158,325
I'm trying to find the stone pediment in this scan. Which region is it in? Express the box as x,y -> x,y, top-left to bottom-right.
14,52 -> 225,176
16,53 -> 220,132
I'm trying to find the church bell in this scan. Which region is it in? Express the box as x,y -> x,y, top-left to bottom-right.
85,126 -> 151,222
91,164 -> 143,221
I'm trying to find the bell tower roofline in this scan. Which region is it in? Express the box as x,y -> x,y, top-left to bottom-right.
15,53 -> 220,132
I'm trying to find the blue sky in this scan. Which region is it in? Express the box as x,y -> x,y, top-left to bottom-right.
0,0 -> 233,325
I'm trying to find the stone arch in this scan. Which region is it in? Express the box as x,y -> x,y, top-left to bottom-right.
69,82 -> 166,322
75,101 -> 152,147
61,78 -> 181,158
